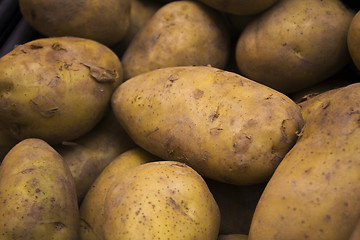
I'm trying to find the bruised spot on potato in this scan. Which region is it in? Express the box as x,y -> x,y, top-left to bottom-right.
81,63 -> 117,83
233,133 -> 252,153
193,89 -> 204,99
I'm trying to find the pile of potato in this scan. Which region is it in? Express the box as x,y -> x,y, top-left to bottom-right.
0,0 -> 359,239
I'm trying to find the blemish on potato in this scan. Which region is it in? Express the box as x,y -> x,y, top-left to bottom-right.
193,89 -> 204,99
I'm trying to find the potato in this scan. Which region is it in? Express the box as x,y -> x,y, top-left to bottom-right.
348,10 -> 360,71
0,138 -> 79,239
111,65 -> 303,185
19,0 -> 131,46
0,37 -> 123,144
236,0 -> 355,93
197,0 -> 279,15
121,1 -> 230,80
248,83 -> 360,240
79,147 -> 156,240
102,161 -> 220,239
55,109 -> 136,202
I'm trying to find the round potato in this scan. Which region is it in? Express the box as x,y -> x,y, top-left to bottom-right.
0,37 -> 123,144
19,0 -> 131,46
112,66 -> 303,185
236,0 -> 354,93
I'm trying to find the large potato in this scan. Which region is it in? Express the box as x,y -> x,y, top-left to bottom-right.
111,66 -> 303,185
19,0 -> 131,46
121,1 -> 230,80
248,83 -> 360,240
236,0 -> 354,93
197,0 -> 279,15
79,148 -> 158,240
102,161 -> 220,239
0,138 -> 79,239
0,37 -> 123,144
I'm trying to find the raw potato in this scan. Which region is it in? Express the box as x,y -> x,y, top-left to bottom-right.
111,66 -> 303,185
102,161 -> 220,239
236,0 -> 354,93
121,0 -> 230,80
79,148 -> 157,240
248,83 -> 360,240
19,0 -> 131,46
0,138 -> 79,239
197,0 -> 279,15
55,109 -> 135,202
0,37 -> 123,144
348,10 -> 360,71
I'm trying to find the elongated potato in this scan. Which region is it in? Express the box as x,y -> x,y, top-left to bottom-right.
0,138 -> 79,239
248,83 -> 360,240
111,66 -> 303,185
0,37 -> 123,144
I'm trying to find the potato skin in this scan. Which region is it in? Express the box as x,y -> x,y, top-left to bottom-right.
102,161 -> 220,240
348,10 -> 360,71
0,37 -> 123,144
0,138 -> 79,239
248,83 -> 360,240
111,66 -> 303,185
236,0 -> 354,93
19,0 -> 131,46
121,1 -> 230,80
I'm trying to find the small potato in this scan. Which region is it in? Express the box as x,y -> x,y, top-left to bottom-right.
236,0 -> 355,93
112,66 -> 303,185
19,0 -> 131,46
102,161 -> 221,239
248,83 -> 360,240
0,138 -> 79,239
0,37 -> 123,144
79,147 -> 157,240
121,1 -> 230,79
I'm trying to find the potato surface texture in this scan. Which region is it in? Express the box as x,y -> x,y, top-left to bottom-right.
0,37 -> 123,144
79,148 -> 156,240
236,0 -> 354,93
102,161 -> 220,240
0,138 -> 79,239
112,66 -> 303,185
19,0 -> 131,46
121,0 -> 230,80
248,83 -> 360,240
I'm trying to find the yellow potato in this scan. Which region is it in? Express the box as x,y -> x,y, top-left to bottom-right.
79,147 -> 156,240
0,37 -> 123,144
236,0 -> 354,93
121,1 -> 230,79
19,0 -> 131,46
0,138 -> 79,239
102,161 -> 220,239
111,66 -> 303,185
248,83 -> 360,240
